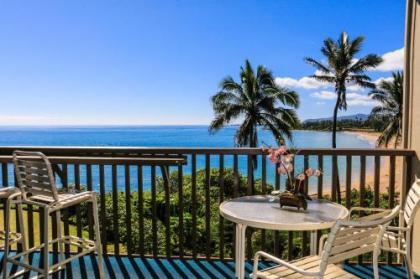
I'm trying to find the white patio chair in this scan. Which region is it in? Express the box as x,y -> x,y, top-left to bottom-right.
1,187 -> 28,270
3,151 -> 104,278
252,205 -> 400,279
338,180 -> 420,279
376,179 -> 420,279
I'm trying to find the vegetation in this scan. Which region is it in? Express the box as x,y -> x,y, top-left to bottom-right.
69,168 -> 396,259
209,59 -> 300,147
299,117 -> 388,132
304,32 -> 383,148
0,168 -> 397,259
369,71 -> 404,147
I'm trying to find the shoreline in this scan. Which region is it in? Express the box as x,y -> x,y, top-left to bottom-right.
342,130 -> 379,146
312,130 -> 403,196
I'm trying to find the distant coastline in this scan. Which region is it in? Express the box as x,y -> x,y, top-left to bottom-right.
342,130 -> 379,146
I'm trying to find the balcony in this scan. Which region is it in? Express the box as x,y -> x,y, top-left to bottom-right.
0,146 -> 417,278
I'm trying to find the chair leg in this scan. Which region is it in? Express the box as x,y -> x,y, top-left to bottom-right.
43,208 -> 50,278
92,197 -> 104,278
55,211 -> 64,265
16,202 -> 29,265
2,199 -> 11,279
404,254 -> 414,279
372,248 -> 380,279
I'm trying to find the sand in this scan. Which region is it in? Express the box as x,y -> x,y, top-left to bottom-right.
310,130 -> 403,196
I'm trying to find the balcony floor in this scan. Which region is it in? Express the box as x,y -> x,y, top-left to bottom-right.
0,252 -> 418,279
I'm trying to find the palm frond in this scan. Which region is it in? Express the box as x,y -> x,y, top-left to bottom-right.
210,59 -> 300,147
309,74 -> 335,83
349,54 -> 383,73
304,57 -> 331,74
369,71 -> 403,147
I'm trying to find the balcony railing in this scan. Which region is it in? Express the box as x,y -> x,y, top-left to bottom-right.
0,146 -> 416,265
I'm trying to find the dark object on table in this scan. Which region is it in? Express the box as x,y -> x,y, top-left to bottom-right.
279,191 -> 308,210
280,178 -> 312,210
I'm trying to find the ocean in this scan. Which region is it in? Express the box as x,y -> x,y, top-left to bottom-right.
0,126 -> 375,192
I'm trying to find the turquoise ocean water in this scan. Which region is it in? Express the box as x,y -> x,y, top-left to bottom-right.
0,126 -> 375,192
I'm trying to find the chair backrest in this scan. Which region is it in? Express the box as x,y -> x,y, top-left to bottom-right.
319,205 -> 400,273
12,150 -> 59,202
404,179 -> 420,226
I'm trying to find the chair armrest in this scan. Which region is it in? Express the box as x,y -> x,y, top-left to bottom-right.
349,207 -> 387,215
253,251 -> 321,277
0,187 -> 21,200
349,207 -> 391,222
387,226 -> 410,232
319,234 -> 329,255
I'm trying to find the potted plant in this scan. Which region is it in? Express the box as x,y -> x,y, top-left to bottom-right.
264,143 -> 321,210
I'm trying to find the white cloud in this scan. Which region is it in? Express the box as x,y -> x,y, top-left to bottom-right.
0,115 -> 54,125
346,93 -> 378,107
310,91 -> 336,100
374,76 -> 394,86
310,91 -> 378,107
347,98 -> 377,107
275,76 -> 328,89
316,101 -> 326,105
375,48 -> 404,72
275,47 -> 403,90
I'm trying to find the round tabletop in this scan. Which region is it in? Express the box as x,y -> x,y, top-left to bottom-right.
220,195 -> 349,231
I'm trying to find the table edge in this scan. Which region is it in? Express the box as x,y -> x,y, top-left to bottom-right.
219,196 -> 349,231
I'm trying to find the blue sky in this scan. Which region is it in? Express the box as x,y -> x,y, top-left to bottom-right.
0,0 -> 406,125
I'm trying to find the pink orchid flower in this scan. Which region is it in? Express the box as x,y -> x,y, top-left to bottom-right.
283,154 -> 294,163
275,145 -> 287,156
277,164 -> 288,174
268,152 -> 278,163
297,173 -> 306,181
305,168 -> 314,177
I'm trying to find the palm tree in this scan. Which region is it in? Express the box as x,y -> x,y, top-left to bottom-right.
304,32 -> 382,202
304,32 -> 383,148
209,59 -> 300,148
369,71 -> 403,148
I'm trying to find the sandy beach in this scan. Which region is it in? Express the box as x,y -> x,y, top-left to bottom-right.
343,130 -> 402,194
309,130 -> 403,197
343,130 -> 380,145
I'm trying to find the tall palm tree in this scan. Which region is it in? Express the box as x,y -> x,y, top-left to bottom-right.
369,71 -> 403,148
304,32 -> 382,202
209,59 -> 300,148
304,32 -> 383,148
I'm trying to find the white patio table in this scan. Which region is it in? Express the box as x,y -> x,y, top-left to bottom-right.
219,195 -> 349,279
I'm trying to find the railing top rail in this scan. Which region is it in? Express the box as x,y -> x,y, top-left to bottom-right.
0,155 -> 186,165
0,146 -> 415,157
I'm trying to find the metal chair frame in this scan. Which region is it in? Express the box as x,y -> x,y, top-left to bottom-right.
1,187 -> 28,276
2,151 -> 104,278
252,206 -> 400,279
377,179 -> 420,279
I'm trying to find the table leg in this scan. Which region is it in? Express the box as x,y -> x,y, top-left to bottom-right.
235,223 -> 247,279
310,231 -> 318,255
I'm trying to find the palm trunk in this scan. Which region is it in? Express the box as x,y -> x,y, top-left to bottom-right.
332,97 -> 340,148
250,128 -> 257,194
332,95 -> 341,202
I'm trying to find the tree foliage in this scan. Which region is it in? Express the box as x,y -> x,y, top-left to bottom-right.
369,71 -> 403,147
70,168 -> 395,259
209,60 -> 300,147
305,32 -> 383,148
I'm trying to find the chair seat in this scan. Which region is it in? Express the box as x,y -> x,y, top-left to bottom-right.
254,255 -> 358,279
381,231 -> 406,252
30,191 -> 94,209
0,231 -> 22,248
0,187 -> 21,199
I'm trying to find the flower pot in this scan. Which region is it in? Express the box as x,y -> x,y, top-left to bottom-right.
279,192 -> 308,210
